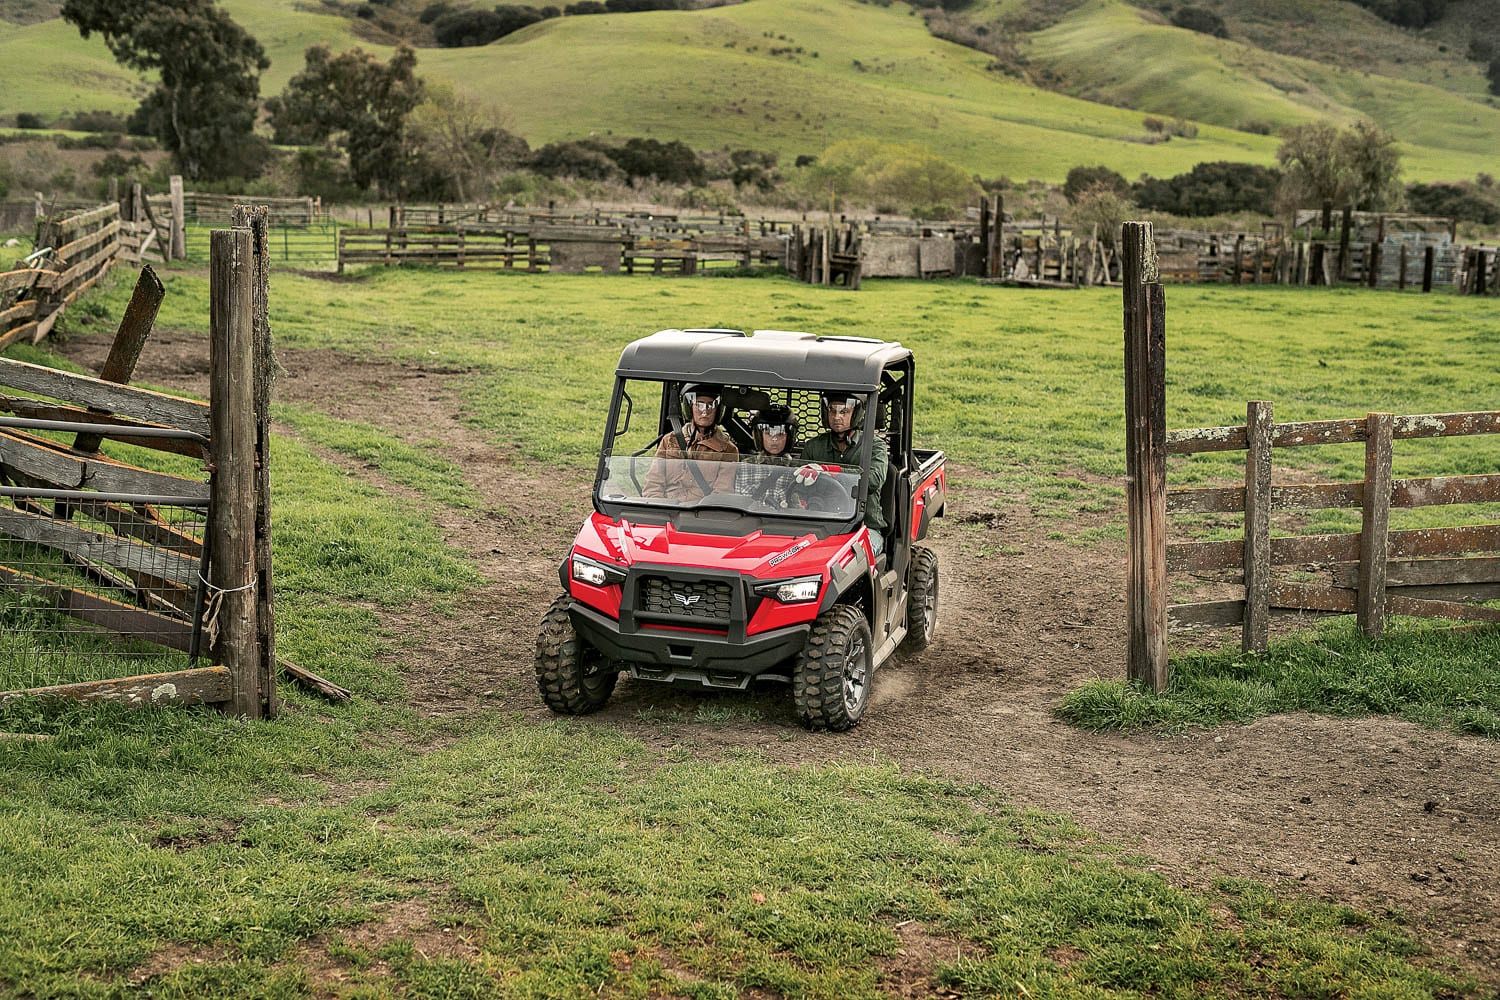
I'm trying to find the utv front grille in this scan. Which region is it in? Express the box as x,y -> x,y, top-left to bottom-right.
638,576 -> 733,624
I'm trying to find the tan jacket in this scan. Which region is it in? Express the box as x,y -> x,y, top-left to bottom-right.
643,426 -> 740,500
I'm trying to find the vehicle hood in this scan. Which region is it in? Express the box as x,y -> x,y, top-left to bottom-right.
574,511 -> 847,580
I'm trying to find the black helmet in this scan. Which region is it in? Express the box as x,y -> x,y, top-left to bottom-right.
819,392 -> 864,432
751,403 -> 797,452
679,382 -> 725,424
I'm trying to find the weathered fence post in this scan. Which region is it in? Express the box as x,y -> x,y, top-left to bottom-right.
233,205 -> 279,719
1337,206 -> 1352,281
1243,401 -> 1273,652
209,227 -> 265,717
1422,245 -> 1434,293
169,175 -> 185,261
1122,221 -> 1168,692
1358,412 -> 1394,640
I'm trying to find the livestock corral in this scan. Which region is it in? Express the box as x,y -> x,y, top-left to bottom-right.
1,203 -> 1498,996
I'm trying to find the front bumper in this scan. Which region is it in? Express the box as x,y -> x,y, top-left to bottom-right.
568,597 -> 810,681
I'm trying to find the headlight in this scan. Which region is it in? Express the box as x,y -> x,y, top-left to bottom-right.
571,555 -> 625,587
753,576 -> 822,604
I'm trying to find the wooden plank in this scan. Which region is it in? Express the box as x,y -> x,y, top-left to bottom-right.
0,666 -> 230,708
0,429 -> 208,500
1358,413 -> 1394,638
0,270 -> 53,296
1167,474 -> 1500,515
1332,556 -> 1500,589
51,203 -> 117,238
0,504 -> 199,585
53,219 -> 121,262
0,395 -> 204,458
1243,401 -> 1272,652
73,266 -> 164,454
0,357 -> 209,437
1273,582 -> 1356,613
73,499 -> 202,556
1122,222 -> 1168,692
0,322 -> 38,352
0,299 -> 36,329
0,562 -> 194,651
1168,410 -> 1500,455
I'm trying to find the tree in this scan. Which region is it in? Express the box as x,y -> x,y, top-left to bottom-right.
406,83 -> 529,201
1064,165 -> 1128,204
869,149 -> 978,219
1067,185 -> 1134,248
1132,161 -> 1280,216
1339,120 -> 1403,211
61,0 -> 268,181
267,45 -> 426,198
1276,122 -> 1346,207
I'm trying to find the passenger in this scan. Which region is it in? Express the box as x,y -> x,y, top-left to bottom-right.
642,382 -> 740,500
796,392 -> 889,556
735,404 -> 798,508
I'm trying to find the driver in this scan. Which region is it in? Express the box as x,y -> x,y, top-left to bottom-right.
796,391 -> 889,556
734,403 -> 798,508
642,382 -> 740,500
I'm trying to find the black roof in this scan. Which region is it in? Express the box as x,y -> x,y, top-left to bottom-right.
615,329 -> 910,392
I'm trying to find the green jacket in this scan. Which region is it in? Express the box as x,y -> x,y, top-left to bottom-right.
800,431 -> 889,531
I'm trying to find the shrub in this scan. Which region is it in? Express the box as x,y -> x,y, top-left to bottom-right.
1171,5 -> 1227,37
59,133 -> 124,150
90,152 -> 147,178
14,112 -> 44,129
1063,165 -> 1128,204
432,6 -> 543,46
419,2 -> 452,22
728,148 -> 778,192
529,140 -> 620,180
1142,116 -> 1165,134
1406,181 -> 1500,224
565,1 -> 606,10
609,137 -> 705,186
65,110 -> 128,133
1133,161 -> 1281,216
604,0 -> 680,10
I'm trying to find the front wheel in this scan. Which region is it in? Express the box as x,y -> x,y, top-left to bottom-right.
535,595 -> 618,714
793,604 -> 873,731
902,546 -> 938,651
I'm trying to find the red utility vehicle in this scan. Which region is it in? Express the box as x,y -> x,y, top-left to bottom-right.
536,328 -> 946,730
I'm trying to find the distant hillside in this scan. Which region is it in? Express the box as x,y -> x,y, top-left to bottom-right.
1,0 -> 1496,184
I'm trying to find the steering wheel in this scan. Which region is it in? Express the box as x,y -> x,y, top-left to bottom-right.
797,472 -> 852,512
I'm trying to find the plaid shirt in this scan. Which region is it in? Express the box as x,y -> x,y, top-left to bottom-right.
734,453 -> 796,508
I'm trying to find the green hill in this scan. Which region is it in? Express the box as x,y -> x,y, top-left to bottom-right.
1,0 -> 1496,183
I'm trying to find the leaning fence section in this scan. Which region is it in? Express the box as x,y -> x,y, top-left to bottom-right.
0,355 -> 230,708
1,202 -> 125,351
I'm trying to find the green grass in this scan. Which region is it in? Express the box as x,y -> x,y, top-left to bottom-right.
4,0 -> 1498,182
1058,617 -> 1500,738
79,265 -> 1500,519
1027,1 -> 1500,180
0,720 -> 1477,997
1,268 -> 1496,995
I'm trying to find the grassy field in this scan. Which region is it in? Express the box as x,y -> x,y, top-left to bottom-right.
3,0 -> 1498,182
1025,1 -> 1500,179
0,266 -> 1496,996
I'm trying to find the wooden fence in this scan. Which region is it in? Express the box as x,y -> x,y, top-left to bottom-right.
336,224 -> 784,275
0,209 -> 284,717
1121,220 -> 1500,691
1,202 -> 125,351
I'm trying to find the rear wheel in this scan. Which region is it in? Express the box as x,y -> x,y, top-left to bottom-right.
793,604 -> 873,731
535,595 -> 617,714
903,545 -> 938,651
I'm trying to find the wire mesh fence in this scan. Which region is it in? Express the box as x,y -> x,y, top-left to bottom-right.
0,487 -> 208,693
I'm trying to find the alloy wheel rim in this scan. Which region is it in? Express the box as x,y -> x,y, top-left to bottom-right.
843,634 -> 869,713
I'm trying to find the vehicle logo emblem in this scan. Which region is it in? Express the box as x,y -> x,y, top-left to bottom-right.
673,593 -> 702,607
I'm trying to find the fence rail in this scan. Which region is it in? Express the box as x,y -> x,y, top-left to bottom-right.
0,202 -> 125,350
1121,221 -> 1500,690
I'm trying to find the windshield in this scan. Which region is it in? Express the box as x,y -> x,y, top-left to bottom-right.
597,378 -> 874,521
